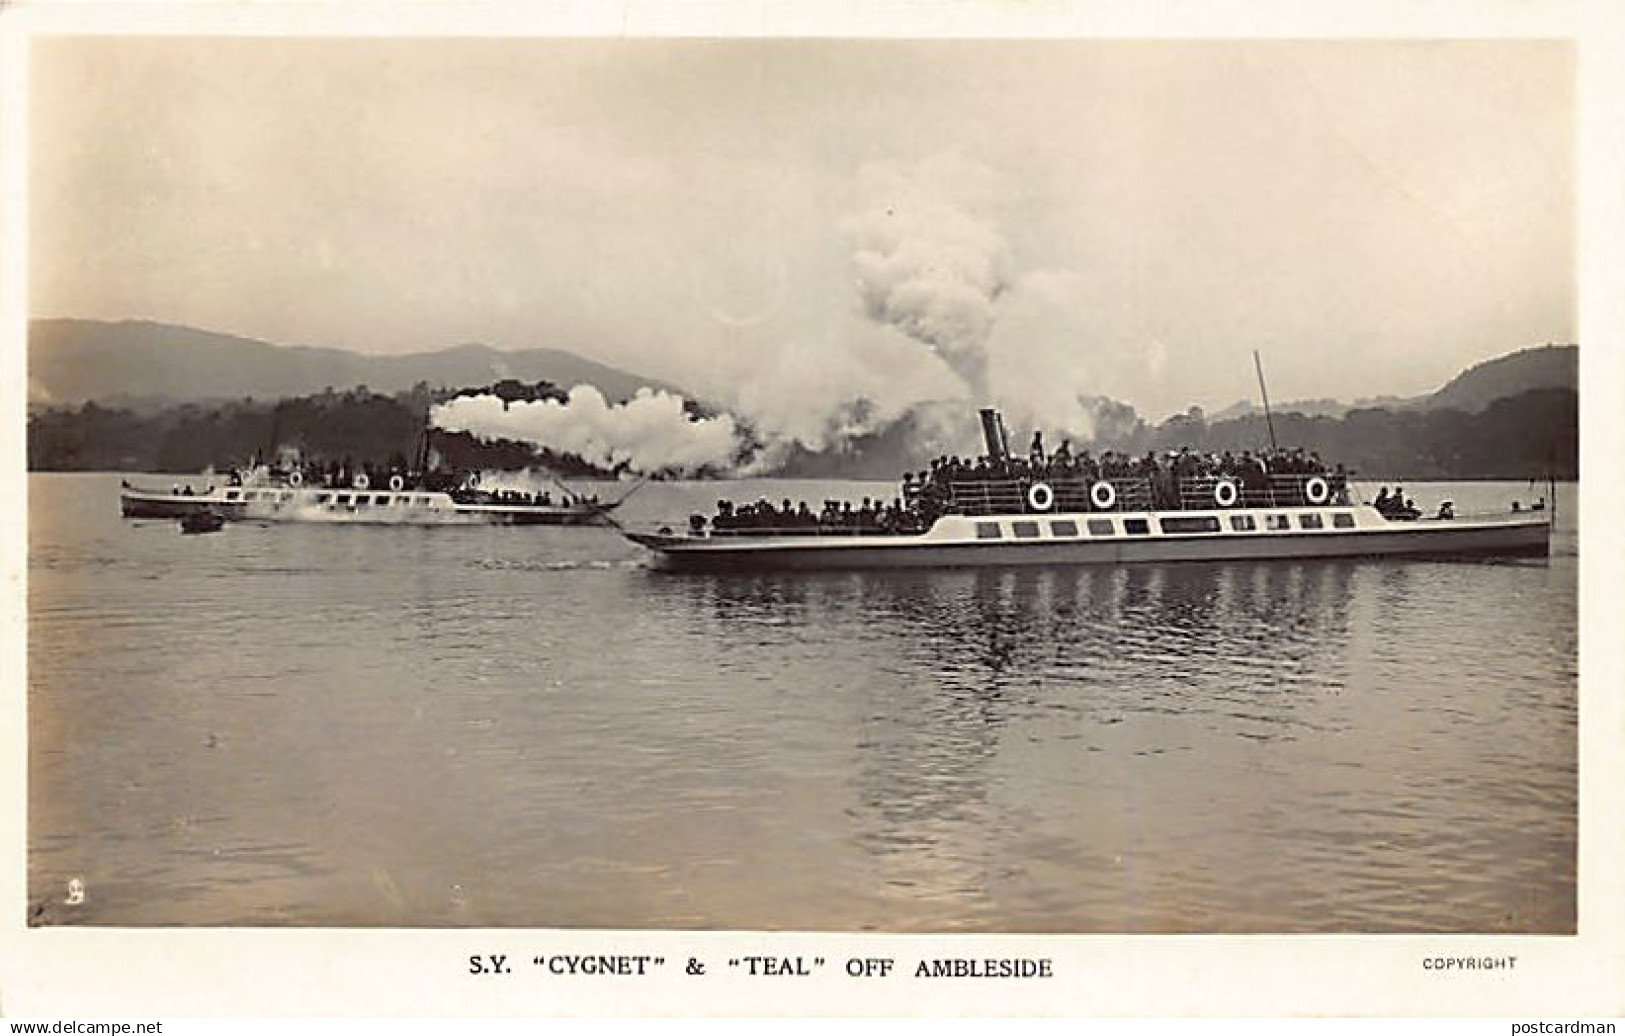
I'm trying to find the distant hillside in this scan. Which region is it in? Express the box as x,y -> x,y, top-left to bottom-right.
1423,344 -> 1577,413
1208,395 -> 1412,422
1087,388 -> 1576,481
1206,345 -> 1576,422
28,318 -> 688,406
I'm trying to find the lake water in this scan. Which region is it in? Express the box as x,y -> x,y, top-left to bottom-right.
26,473 -> 1577,932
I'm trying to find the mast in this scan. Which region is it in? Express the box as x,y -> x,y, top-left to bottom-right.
1253,350 -> 1279,453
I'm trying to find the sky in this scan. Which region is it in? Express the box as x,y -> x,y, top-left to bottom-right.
29,36 -> 1574,436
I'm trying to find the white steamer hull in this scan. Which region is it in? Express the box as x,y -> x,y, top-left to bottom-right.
119,486 -> 611,526
629,509 -> 1551,572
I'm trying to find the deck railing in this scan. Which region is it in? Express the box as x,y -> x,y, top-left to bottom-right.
938,473 -> 1349,517
1177,474 -> 1350,510
944,477 -> 1154,515
668,522 -> 922,538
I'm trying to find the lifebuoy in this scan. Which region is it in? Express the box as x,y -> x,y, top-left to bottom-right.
287,470 -> 303,488
1027,482 -> 1055,512
1305,476 -> 1330,505
389,474 -> 405,492
353,473 -> 370,490
1213,478 -> 1239,508
1090,480 -> 1117,511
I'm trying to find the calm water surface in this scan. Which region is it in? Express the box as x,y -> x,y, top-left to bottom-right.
28,474 -> 1577,931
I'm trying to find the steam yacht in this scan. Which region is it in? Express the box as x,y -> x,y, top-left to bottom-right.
623,408 -> 1551,571
121,466 -> 617,527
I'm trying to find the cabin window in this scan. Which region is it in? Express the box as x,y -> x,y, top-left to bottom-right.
280,493 -> 293,503
315,493 -> 331,504
1049,520 -> 1079,537
1123,518 -> 1151,536
373,495 -> 389,505
1087,519 -> 1116,536
1230,515 -> 1256,532
976,522 -> 1003,540
1332,512 -> 1355,529
1266,514 -> 1291,531
1298,513 -> 1324,530
1161,516 -> 1220,534
336,494 -> 352,506
1012,521 -> 1040,539
225,490 -> 240,500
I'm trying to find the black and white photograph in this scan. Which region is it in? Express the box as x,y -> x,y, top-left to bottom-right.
4,0 -> 1622,1020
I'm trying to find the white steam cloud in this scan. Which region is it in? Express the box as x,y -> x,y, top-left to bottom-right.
431,385 -> 743,475
842,157 -> 1014,396
843,156 -> 1118,446
986,268 -> 1108,442
434,155 -> 1127,475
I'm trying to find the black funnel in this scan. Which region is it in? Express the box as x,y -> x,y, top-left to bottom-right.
978,408 -> 1009,461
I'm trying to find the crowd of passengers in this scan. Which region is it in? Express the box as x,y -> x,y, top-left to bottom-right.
1374,486 -> 1429,521
902,434 -> 1350,515
700,496 -> 926,536
690,433 -> 1361,536
455,488 -> 576,507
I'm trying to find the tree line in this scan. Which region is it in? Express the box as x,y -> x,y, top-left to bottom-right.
1090,388 -> 1576,480
25,380 -> 609,477
27,381 -> 1576,481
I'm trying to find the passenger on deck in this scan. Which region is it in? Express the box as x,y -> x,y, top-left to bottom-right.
1388,488 -> 1420,520
1373,487 -> 1392,514
1029,431 -> 1046,468
1078,451 -> 1100,481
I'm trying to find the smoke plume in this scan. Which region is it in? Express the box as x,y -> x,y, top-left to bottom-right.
842,157 -> 1014,397
841,158 -> 1129,448
431,385 -> 744,475
432,155 -> 1138,476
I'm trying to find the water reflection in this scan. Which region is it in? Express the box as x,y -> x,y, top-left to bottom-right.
636,559 -> 1374,921
652,559 -> 1357,703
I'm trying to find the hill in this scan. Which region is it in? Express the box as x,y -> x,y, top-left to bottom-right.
27,318 -> 687,406
1423,343 -> 1577,413
1207,395 -> 1412,423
